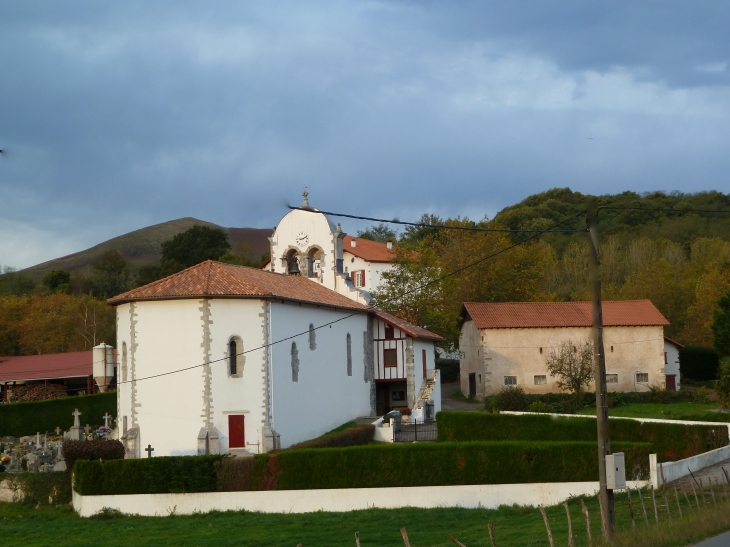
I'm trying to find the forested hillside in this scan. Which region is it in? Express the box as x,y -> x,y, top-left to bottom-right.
371,189 -> 730,350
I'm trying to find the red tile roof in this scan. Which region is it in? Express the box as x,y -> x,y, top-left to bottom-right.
343,236 -> 395,263
108,260 -> 369,311
462,300 -> 669,329
0,351 -> 95,382
373,309 -> 444,341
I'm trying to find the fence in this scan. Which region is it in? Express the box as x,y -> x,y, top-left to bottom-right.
394,419 -> 438,442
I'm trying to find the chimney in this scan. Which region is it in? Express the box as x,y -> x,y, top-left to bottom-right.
386,241 -> 393,250
351,239 -> 356,248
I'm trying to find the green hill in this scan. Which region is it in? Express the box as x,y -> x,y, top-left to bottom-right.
19,218 -> 272,281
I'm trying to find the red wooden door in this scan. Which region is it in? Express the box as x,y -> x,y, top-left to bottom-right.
666,375 -> 676,392
228,415 -> 245,448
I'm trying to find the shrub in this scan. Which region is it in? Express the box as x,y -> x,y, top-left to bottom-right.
64,439 -> 125,472
527,401 -> 553,413
493,386 -> 528,411
75,441 -> 651,495
0,392 -> 116,438
435,411 -> 727,461
285,425 -> 374,450
74,455 -> 224,496
1,472 -> 71,505
435,359 -> 460,383
680,346 -> 720,381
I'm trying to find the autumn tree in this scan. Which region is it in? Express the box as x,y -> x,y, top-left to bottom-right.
545,339 -> 594,404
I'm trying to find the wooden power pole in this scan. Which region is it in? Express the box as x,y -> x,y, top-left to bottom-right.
586,201 -> 614,537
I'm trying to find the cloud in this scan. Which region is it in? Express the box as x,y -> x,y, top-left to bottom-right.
0,1 -> 729,268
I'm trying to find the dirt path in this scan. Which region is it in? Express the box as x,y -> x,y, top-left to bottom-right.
440,382 -> 484,412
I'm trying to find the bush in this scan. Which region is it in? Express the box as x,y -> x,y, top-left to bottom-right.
63,439 -> 125,472
0,392 -> 116,438
493,386 -> 528,411
680,346 -> 720,381
75,441 -> 652,495
1,472 -> 71,505
435,359 -> 460,383
435,411 -> 728,461
285,425 -> 374,450
527,401 -> 553,413
74,455 -> 224,496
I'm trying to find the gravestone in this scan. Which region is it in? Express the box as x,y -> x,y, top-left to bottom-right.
103,413 -> 112,428
66,409 -> 83,441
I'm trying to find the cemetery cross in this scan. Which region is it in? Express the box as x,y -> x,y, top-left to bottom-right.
103,413 -> 112,428
55,427 -> 61,436
145,444 -> 154,458
72,408 -> 82,428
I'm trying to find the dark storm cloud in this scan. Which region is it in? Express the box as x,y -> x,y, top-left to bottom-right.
0,1 -> 729,267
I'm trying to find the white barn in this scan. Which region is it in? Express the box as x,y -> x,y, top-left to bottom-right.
110,261 -> 441,458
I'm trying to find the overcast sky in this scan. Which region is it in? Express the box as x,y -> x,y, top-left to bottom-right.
1,1 -> 729,269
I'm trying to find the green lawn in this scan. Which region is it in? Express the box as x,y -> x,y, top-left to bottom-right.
576,402 -> 728,421
1,488 -> 726,547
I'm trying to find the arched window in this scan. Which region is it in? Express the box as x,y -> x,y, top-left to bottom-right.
121,342 -> 128,383
309,324 -> 316,350
286,249 -> 301,276
227,336 -> 244,378
229,340 -> 237,375
291,342 -> 299,382
346,333 -> 352,376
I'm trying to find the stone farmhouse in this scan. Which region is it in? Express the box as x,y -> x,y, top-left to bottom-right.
109,196 -> 441,459
459,300 -> 672,400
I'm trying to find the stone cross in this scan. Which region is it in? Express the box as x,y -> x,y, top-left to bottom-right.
55,427 -> 61,436
103,413 -> 112,428
36,432 -> 40,445
145,444 -> 154,458
72,408 -> 81,428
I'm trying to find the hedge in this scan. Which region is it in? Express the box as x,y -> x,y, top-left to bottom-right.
0,392 -> 116,438
285,425 -> 374,450
73,441 -> 651,496
62,439 -> 125,472
680,346 -> 720,381
436,411 -> 728,461
484,390 -> 696,413
0,472 -> 71,505
74,454 -> 224,496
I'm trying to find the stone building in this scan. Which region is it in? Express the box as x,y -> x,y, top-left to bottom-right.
459,300 -> 670,400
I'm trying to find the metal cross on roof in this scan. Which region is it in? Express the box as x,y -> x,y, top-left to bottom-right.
145,444 -> 154,458
302,186 -> 309,207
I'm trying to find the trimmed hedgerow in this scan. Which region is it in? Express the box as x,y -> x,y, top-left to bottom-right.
285,425 -> 374,450
1,472 -> 72,505
74,441 -> 650,495
436,411 -> 728,461
0,392 -> 116,438
63,439 -> 125,472
74,455 -> 224,496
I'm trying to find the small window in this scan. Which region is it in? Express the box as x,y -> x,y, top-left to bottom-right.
504,376 -> 517,386
309,323 -> 316,350
384,348 -> 398,367
611,346 -> 614,352
478,374 -> 482,384
664,352 -> 667,365
534,375 -> 547,385
636,372 -> 649,383
291,342 -> 299,382
606,374 -> 618,384
346,333 -> 352,376
539,347 -> 542,354
384,325 -> 395,339
229,340 -> 237,375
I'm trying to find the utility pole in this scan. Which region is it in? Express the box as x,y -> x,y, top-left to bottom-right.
586,200 -> 614,537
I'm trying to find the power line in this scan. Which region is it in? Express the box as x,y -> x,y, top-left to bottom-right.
118,210 -> 588,386
287,205 -> 585,233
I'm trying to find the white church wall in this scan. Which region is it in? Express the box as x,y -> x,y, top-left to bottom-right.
269,301 -> 371,448
207,299 -> 269,454
117,299 -> 211,457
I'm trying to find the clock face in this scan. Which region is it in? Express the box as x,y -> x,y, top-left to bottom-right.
296,232 -> 309,246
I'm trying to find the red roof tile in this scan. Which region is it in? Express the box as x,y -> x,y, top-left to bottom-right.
343,236 -> 395,263
108,260 -> 369,311
0,351 -> 95,382
463,300 -> 669,329
372,309 -> 444,341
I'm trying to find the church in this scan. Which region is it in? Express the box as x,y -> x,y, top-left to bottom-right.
110,193 -> 442,458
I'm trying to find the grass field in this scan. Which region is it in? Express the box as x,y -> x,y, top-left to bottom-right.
3,487 -> 730,547
576,402 -> 725,420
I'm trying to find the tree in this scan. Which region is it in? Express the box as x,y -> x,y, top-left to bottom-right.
42,270 -> 71,294
545,339 -> 594,404
357,223 -> 397,243
712,287 -> 730,357
159,225 -> 231,276
88,250 -> 133,299
714,357 -> 730,410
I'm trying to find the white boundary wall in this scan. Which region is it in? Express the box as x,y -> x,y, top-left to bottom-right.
72,480 -> 649,518
650,446 -> 730,488
501,411 -> 730,436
